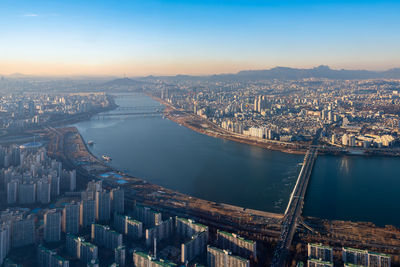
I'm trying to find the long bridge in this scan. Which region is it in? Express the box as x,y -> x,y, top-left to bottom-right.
271,147 -> 318,267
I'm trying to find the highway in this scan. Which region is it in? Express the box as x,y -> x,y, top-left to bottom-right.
271,147 -> 318,267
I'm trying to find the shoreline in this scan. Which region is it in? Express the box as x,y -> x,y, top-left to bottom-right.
146,93 -> 400,157
49,126 -> 400,264
41,95 -> 400,263
146,93 -> 308,155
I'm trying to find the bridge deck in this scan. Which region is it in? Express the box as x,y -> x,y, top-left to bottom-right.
271,147 -> 318,267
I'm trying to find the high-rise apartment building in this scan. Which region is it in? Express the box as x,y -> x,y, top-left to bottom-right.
62,202 -> 80,234
207,246 -> 249,267
216,230 -> 256,259
133,251 -> 177,267
91,224 -> 122,250
308,243 -> 333,263
80,199 -> 96,228
37,244 -> 69,267
110,187 -> 124,214
44,209 -> 61,243
95,191 -> 111,222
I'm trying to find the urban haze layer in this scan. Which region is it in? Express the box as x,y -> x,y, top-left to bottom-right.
0,67 -> 399,267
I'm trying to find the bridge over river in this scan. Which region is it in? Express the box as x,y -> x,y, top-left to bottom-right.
271,147 -> 318,267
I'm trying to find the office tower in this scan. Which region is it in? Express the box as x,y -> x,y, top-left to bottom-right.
114,213 -> 143,239
207,246 -> 249,267
95,191 -> 111,222
308,243 -> 333,263
66,234 -> 98,264
111,187 -> 124,214
36,178 -> 51,204
44,209 -> 61,242
6,180 -> 18,204
37,244 -> 69,267
216,230 -> 256,259
115,245 -> 126,267
80,199 -> 96,228
134,205 -> 162,227
62,202 -> 80,234
18,182 -> 36,204
11,216 -> 35,248
181,231 -> 208,264
0,224 -> 10,266
133,251 -> 177,267
368,252 -> 391,267
91,224 -> 122,250
145,217 -> 173,247
307,259 -> 333,267
342,247 -> 369,266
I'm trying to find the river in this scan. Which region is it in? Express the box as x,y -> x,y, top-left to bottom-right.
74,93 -> 400,227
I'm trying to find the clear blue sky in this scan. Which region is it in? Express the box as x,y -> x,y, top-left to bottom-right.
0,0 -> 399,75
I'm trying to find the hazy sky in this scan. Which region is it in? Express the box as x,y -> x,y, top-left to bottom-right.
0,0 -> 399,76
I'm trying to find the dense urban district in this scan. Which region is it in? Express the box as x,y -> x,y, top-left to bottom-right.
0,75 -> 399,267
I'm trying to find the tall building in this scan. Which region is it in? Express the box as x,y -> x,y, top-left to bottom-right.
307,259 -> 333,267
145,217 -> 173,247
95,191 -> 111,222
181,231 -> 208,264
62,202 -> 80,234
36,179 -> 51,204
134,205 -> 162,227
11,216 -> 35,248
216,230 -> 256,259
37,244 -> 69,267
207,246 -> 249,267
18,183 -> 36,204
3,258 -> 21,267
49,175 -> 60,198
176,217 -> 208,238
66,234 -> 98,264
308,243 -> 333,263
0,224 -> 10,266
114,213 -> 143,239
80,199 -> 96,228
6,180 -> 18,204
111,187 -> 124,214
115,245 -> 126,267
91,224 -> 122,250
133,251 -> 177,267
69,170 -> 76,191
342,247 -> 369,266
368,252 -> 391,267
44,209 -> 61,243
175,217 -> 209,264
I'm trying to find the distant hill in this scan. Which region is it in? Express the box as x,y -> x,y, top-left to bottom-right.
102,77 -> 146,86
234,65 -> 400,80
142,65 -> 400,81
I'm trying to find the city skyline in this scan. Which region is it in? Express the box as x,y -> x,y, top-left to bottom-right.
1,0 -> 400,76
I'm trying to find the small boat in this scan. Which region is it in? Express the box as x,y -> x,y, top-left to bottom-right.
102,155 -> 112,161
87,140 -> 95,146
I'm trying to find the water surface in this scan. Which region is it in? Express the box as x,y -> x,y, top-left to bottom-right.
74,93 -> 302,213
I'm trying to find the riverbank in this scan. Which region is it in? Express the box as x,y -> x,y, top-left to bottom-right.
51,126 -> 283,240
147,93 -> 309,155
147,93 -> 400,157
48,126 -> 400,265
